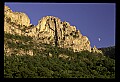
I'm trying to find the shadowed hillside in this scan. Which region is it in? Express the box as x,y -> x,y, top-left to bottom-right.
98,46 -> 115,59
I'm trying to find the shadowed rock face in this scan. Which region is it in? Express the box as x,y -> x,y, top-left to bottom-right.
4,5 -> 102,53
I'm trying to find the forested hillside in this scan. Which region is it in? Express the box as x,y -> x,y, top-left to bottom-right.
99,46 -> 115,59
4,33 -> 115,78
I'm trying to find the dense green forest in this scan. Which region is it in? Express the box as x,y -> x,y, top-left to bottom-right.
98,46 -> 115,59
4,33 -> 115,78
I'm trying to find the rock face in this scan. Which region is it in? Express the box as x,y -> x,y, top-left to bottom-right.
4,6 -> 30,27
34,16 -> 91,52
92,46 -> 103,54
4,5 -> 102,53
4,5 -> 32,36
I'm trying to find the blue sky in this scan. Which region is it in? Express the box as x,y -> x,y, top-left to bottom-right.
5,3 -> 116,48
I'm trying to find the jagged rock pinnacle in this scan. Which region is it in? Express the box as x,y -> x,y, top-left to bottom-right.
4,5 -> 102,53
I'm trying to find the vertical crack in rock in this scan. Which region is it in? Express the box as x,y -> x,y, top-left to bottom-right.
4,5 -> 102,54
54,18 -> 58,47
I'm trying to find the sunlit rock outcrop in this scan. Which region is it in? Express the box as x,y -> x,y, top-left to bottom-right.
4,5 -> 103,56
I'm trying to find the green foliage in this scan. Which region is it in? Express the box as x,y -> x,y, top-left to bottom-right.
4,50 -> 115,78
4,33 -> 115,78
99,46 -> 115,59
4,33 -> 34,51
4,33 -> 33,42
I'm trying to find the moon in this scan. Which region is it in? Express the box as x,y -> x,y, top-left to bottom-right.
98,38 -> 101,41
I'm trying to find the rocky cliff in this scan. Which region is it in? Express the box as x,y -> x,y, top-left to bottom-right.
4,5 -> 102,54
